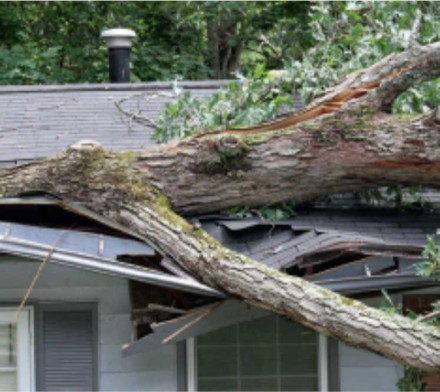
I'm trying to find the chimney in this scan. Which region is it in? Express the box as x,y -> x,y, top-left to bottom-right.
101,28 -> 136,83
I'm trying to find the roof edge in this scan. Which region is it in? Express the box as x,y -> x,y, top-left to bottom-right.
0,80 -> 232,95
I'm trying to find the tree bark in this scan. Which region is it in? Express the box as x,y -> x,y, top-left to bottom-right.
2,42 -> 440,371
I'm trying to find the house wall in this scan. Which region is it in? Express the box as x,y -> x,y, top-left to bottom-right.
0,255 -> 178,391
337,296 -> 403,392
338,343 -> 402,391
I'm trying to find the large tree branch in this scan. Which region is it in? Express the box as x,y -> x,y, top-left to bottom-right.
1,42 -> 440,371
1,138 -> 440,372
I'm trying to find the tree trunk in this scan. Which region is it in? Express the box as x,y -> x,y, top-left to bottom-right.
206,11 -> 243,79
2,42 -> 440,371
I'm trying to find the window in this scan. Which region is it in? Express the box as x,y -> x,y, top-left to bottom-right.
189,315 -> 325,392
0,307 -> 34,391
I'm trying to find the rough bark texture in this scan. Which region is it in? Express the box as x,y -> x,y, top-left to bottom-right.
2,42 -> 440,371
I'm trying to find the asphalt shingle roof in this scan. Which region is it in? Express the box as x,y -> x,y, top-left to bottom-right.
0,81 -> 228,166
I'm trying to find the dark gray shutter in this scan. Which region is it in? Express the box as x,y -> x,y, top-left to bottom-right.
38,304 -> 97,391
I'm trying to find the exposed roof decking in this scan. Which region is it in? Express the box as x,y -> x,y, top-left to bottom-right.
200,208 -> 440,271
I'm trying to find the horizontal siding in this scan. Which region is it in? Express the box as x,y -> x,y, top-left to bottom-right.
339,345 -> 400,368
100,344 -> 176,373
338,295 -> 403,391
0,257 -> 177,391
100,370 -> 177,391
98,314 -> 133,345
340,366 -> 402,391
0,258 -> 128,288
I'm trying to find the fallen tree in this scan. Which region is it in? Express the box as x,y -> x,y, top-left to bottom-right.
2,42 -> 440,371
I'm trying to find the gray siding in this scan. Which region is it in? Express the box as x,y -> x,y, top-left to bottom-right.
338,296 -> 403,391
0,256 -> 177,391
339,344 -> 402,391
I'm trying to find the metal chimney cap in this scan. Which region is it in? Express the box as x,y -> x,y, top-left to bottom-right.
101,28 -> 137,49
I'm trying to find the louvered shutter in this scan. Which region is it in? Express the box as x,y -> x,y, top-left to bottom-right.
39,307 -> 96,391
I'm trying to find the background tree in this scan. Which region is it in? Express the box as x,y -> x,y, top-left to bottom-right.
0,1 -> 311,84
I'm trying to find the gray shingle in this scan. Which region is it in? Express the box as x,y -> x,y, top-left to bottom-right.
0,81 -> 228,165
201,209 -> 440,271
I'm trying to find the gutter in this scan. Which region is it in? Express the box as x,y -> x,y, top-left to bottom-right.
0,235 -> 224,298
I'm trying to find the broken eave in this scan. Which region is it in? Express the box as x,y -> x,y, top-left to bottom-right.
0,220 -> 223,298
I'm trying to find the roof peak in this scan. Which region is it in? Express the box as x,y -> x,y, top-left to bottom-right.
0,80 -> 231,95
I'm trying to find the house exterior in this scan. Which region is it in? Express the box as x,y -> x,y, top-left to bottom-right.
0,81 -> 438,391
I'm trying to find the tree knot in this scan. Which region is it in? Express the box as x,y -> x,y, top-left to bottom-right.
215,135 -> 248,158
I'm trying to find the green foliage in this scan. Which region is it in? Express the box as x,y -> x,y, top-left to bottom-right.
226,202 -> 296,221
153,1 -> 440,143
354,186 -> 433,210
153,65 -> 295,142
397,367 -> 427,392
0,2 -> 210,84
416,236 -> 440,279
0,2 -> 312,85
381,300 -> 428,392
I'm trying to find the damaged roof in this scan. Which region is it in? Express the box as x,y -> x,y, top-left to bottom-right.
1,79 -> 440,351
198,208 -> 440,291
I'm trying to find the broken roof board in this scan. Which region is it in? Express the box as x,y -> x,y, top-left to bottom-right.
123,300 -> 270,356
205,209 -> 440,268
0,196 -> 159,245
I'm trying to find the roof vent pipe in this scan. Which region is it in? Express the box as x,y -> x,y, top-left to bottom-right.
100,28 -> 136,83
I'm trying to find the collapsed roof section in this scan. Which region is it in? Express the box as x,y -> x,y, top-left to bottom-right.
198,208 -> 439,292
0,195 -> 438,353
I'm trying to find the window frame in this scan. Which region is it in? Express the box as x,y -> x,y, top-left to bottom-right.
186,325 -> 330,391
0,306 -> 35,392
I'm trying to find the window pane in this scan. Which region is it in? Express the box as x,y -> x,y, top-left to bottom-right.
0,370 -> 17,392
278,318 -> 317,345
241,377 -> 278,391
198,347 -> 238,378
198,326 -> 237,347
238,317 -> 276,345
279,345 -> 318,375
196,315 -> 319,392
239,346 -> 277,376
280,376 -> 318,391
198,378 -> 238,391
0,325 -> 16,367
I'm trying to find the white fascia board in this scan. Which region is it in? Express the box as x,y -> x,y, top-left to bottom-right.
0,235 -> 224,298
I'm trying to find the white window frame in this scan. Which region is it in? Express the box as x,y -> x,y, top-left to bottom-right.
186,332 -> 329,392
318,334 -> 329,392
0,307 -> 35,392
186,337 -> 196,392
